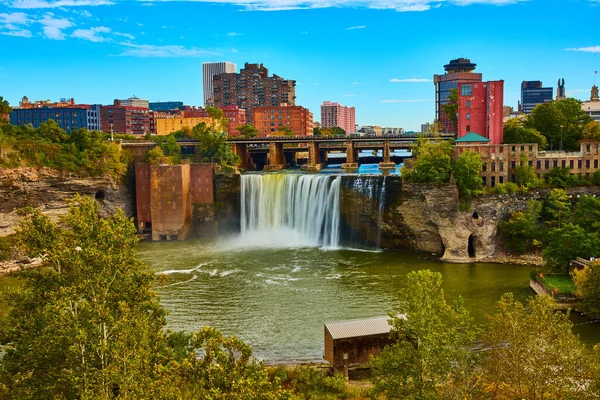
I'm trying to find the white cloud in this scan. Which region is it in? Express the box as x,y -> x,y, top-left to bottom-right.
380,99 -> 428,103
1,28 -> 32,36
39,13 -> 73,39
226,31 -> 242,36
566,46 -> 600,53
231,48 -> 239,53
6,0 -> 113,9
118,42 -> 222,57
346,25 -> 366,30
114,31 -> 134,39
390,77 -> 432,82
71,25 -> 109,41
352,81 -> 359,84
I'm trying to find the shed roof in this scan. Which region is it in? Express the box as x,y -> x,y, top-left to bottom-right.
325,316 -> 393,340
455,132 -> 490,143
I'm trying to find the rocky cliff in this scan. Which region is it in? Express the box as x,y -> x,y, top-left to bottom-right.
341,176 -> 600,263
0,167 -> 133,237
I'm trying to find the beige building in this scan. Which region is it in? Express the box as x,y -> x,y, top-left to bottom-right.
581,85 -> 600,122
154,113 -> 212,136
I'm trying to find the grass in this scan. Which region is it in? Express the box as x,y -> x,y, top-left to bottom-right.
541,274 -> 576,294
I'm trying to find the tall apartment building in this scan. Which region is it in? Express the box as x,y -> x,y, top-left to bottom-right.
202,61 -> 237,106
253,105 -> 313,136
212,63 -> 296,124
457,80 -> 504,145
320,101 -> 356,134
10,104 -> 101,132
582,85 -> 600,122
100,100 -> 152,135
520,81 -> 553,114
434,58 -> 482,134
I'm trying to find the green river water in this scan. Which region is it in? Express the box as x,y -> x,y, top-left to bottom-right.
137,237 -> 600,363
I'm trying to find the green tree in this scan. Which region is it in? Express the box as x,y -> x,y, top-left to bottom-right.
452,150 -> 484,198
503,118 -> 547,149
0,96 -> 11,123
192,122 -> 240,166
572,195 -> 600,233
236,123 -> 258,138
275,125 -> 294,136
0,196 -> 168,398
582,120 -> 600,141
483,293 -> 591,400
514,153 -> 542,189
442,88 -> 458,132
573,262 -> 600,318
145,146 -> 166,165
527,98 -> 592,151
543,188 -> 571,227
371,270 -> 479,400
313,127 -> 323,136
329,126 -> 346,136
161,134 -> 182,164
499,200 -> 542,254
544,166 -> 580,188
543,223 -> 600,272
402,137 -> 453,184
36,119 -> 69,143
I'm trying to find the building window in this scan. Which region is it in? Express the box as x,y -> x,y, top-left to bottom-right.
466,100 -> 470,108
466,113 -> 470,120
461,84 -> 473,96
466,125 -> 471,132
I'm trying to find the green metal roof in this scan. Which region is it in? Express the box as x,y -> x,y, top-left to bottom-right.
455,132 -> 490,143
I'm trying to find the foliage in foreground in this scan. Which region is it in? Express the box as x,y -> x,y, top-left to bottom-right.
371,270 -> 599,400
0,196 -> 285,399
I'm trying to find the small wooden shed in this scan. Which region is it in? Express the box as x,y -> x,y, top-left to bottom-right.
324,316 -> 395,374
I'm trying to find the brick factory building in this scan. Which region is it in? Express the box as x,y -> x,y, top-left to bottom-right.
457,80 -> 504,145
253,105 -> 313,136
154,112 -> 212,136
100,99 -> 152,135
212,63 -> 296,124
320,101 -> 356,134
434,58 -> 482,134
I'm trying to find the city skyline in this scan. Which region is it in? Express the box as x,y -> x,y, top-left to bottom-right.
1,0 -> 599,131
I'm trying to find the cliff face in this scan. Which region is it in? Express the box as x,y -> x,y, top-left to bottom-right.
341,177 -> 600,263
0,167 -> 133,237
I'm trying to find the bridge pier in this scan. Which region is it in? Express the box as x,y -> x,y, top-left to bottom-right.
342,140 -> 359,170
379,140 -> 396,170
264,142 -> 286,171
301,142 -> 324,171
232,143 -> 256,170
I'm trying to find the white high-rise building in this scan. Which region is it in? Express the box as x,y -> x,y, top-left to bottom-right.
202,62 -> 237,106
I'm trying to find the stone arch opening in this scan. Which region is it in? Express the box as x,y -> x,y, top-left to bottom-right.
472,211 -> 479,219
95,190 -> 105,201
468,234 -> 476,258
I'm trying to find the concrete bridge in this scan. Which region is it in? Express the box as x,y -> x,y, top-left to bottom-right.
122,133 -> 454,171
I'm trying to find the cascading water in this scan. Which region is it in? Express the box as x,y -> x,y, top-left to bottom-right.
240,174 -> 341,249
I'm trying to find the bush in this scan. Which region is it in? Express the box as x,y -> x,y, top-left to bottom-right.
545,167 -> 581,188
491,182 -> 519,195
593,170 -> 600,186
271,365 -> 354,400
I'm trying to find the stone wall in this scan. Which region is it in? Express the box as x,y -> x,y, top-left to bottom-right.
0,167 -> 133,238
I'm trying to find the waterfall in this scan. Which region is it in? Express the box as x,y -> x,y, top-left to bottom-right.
240,174 -> 341,249
342,175 -> 387,249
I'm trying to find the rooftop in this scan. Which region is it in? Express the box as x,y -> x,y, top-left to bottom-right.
455,132 -> 491,143
325,316 -> 393,340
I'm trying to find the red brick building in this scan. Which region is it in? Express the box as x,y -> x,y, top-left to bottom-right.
212,63 -> 296,124
253,105 -> 313,136
100,100 -> 152,135
457,80 -> 504,145
434,58 -> 482,134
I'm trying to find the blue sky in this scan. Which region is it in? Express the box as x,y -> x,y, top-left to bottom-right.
1,0 -> 599,131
